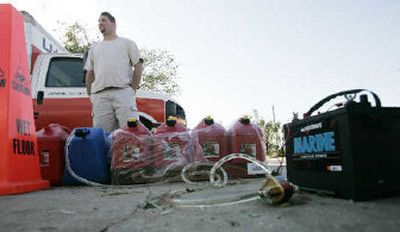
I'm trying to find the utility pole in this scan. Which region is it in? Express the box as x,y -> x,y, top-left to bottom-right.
272,105 -> 276,124
272,105 -> 281,157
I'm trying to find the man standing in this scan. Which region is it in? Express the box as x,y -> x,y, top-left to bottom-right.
85,12 -> 143,133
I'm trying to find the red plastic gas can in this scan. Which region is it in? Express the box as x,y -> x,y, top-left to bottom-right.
229,117 -> 265,163
226,117 -> 266,178
193,116 -> 228,162
37,124 -> 71,186
151,118 -> 192,169
111,118 -> 151,184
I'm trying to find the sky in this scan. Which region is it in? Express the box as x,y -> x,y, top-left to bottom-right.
5,0 -> 400,128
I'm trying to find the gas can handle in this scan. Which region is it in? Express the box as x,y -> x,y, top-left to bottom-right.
304,89 -> 381,118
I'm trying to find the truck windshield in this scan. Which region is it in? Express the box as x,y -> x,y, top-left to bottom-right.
45,57 -> 85,87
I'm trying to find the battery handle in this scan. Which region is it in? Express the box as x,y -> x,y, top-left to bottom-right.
304,89 -> 381,118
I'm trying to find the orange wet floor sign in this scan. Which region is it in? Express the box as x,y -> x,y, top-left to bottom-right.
0,4 -> 49,195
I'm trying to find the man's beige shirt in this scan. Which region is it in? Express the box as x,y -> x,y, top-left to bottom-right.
85,37 -> 140,93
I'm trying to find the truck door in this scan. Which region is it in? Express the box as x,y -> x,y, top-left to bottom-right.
33,55 -> 92,130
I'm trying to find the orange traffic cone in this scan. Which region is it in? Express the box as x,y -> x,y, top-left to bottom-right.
0,4 -> 49,195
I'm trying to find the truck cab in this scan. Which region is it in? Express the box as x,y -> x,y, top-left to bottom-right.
31,53 -> 186,130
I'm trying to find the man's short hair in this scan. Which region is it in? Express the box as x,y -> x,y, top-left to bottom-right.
100,12 -> 116,23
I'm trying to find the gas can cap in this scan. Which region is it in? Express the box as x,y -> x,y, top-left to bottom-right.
127,118 -> 138,128
166,117 -> 177,127
204,116 -> 214,125
240,116 -> 251,124
74,128 -> 90,138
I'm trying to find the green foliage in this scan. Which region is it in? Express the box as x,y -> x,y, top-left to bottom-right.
60,22 -> 180,96
61,22 -> 93,53
140,49 -> 181,96
252,109 -> 283,158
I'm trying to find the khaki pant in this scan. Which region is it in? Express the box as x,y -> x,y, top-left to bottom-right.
90,87 -> 138,133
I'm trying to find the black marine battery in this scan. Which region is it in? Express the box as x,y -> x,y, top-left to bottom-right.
284,89 -> 400,201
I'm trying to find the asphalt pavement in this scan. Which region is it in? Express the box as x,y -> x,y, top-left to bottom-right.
0,172 -> 399,232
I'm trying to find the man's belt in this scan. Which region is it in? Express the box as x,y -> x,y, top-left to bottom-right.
94,86 -> 123,94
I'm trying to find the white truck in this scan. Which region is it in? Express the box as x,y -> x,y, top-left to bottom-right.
21,11 -> 186,130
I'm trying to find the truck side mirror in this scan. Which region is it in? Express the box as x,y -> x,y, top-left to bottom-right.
37,91 -> 44,105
